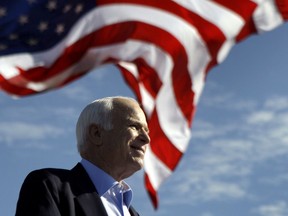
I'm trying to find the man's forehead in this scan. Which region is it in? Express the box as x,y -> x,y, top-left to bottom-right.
113,99 -> 143,114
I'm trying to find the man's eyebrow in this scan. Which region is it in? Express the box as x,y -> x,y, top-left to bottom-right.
128,118 -> 149,132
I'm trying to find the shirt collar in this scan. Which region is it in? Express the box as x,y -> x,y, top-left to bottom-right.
80,158 -> 133,206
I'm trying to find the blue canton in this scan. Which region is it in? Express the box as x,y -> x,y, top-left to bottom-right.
0,0 -> 96,55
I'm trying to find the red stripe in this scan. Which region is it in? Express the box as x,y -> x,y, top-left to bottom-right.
236,19 -> 257,42
0,73 -> 37,96
134,58 -> 162,99
118,64 -> 142,103
275,0 -> 288,20
0,67 -> 90,96
144,173 -> 158,209
0,66 -> 39,96
148,110 -> 183,170
212,0 -> 258,42
57,70 -> 90,89
117,57 -> 163,100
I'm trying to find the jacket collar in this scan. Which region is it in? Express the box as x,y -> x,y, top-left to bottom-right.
71,163 -> 108,216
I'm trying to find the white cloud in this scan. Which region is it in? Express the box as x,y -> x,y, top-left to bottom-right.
201,81 -> 257,111
191,120 -> 234,140
90,64 -> 112,80
246,111 -> 275,124
0,121 -> 65,146
202,93 -> 257,111
264,96 -> 288,111
50,107 -> 78,120
203,181 -> 246,200
252,201 -> 288,216
260,173 -> 288,185
201,93 -> 234,107
60,85 -> 93,101
201,212 -> 214,216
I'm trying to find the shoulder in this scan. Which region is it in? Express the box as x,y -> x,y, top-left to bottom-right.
19,163 -> 94,199
21,165 -> 84,193
25,167 -> 71,183
22,163 -> 87,190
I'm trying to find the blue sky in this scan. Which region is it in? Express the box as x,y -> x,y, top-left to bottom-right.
1,24 -> 288,216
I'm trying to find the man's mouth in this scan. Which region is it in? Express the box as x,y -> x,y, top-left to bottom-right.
131,146 -> 145,155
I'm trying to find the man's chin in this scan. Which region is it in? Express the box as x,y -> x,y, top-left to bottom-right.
131,158 -> 144,170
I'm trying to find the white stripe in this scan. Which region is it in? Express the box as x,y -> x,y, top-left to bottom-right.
118,61 -> 139,79
144,145 -> 172,190
217,40 -> 236,64
174,0 -> 245,63
156,77 -> 192,153
118,61 -> 155,118
0,64 -> 20,79
252,0 -> 284,32
175,0 -> 245,39
139,84 -> 155,118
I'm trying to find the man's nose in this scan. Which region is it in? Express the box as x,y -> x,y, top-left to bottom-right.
140,129 -> 150,144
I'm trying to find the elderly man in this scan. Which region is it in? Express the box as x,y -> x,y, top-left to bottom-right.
15,96 -> 150,216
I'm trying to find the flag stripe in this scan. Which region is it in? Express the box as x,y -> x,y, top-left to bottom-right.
276,0 -> 288,19
149,110 -> 183,170
144,145 -> 172,190
252,0 -> 284,32
144,173 -> 158,209
212,0 -> 258,20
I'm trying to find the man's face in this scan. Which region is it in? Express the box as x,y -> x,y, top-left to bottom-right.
101,99 -> 150,180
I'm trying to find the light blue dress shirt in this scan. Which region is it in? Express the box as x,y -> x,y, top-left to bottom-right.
80,159 -> 133,216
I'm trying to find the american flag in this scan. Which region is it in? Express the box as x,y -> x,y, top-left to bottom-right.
1,0 -> 287,208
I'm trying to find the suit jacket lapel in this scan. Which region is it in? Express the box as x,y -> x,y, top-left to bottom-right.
75,192 -> 108,216
129,205 -> 139,216
70,163 -> 108,216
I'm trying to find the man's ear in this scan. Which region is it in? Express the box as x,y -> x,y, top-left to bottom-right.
87,123 -> 103,146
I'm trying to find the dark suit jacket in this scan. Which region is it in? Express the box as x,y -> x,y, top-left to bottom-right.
15,163 -> 140,216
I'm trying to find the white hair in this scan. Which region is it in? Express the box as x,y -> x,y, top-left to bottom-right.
76,96 -> 137,153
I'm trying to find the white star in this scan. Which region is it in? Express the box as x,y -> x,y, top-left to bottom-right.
9,34 -> 19,40
75,4 -> 83,14
27,0 -> 37,4
19,15 -> 29,24
38,22 -> 48,32
0,7 -> 7,17
0,44 -> 7,51
55,24 -> 65,34
63,4 -> 72,13
47,0 -> 57,11
27,38 -> 38,46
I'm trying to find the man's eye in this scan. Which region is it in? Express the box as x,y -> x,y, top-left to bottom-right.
130,125 -> 137,129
